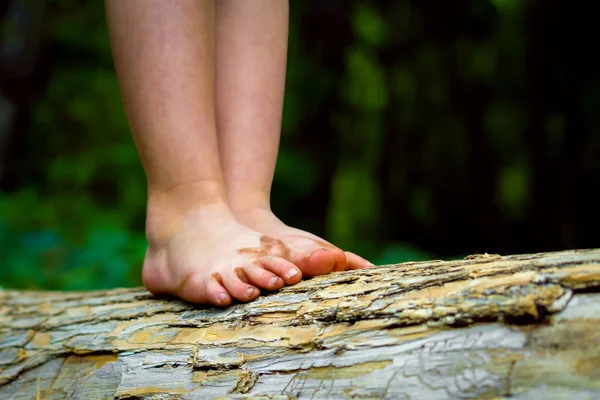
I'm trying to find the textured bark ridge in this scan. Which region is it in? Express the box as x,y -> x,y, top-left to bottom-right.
1,249 -> 599,399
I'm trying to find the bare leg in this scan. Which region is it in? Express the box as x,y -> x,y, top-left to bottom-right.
106,0 -> 301,306
215,0 -> 372,273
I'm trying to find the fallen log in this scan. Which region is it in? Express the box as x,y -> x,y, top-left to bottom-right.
1,249 -> 599,399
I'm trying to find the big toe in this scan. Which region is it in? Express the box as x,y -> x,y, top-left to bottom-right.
298,248 -> 336,276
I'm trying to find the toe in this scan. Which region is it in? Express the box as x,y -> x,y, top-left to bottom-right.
244,261 -> 285,291
178,272 -> 232,307
258,255 -> 302,285
223,268 -> 260,302
205,277 -> 232,306
345,251 -> 374,270
330,248 -> 348,272
299,248 -> 335,277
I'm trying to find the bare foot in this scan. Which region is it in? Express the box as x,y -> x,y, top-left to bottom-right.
142,202 -> 302,306
235,208 -> 373,275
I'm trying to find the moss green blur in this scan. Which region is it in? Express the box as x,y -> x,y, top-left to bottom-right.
1,0 -> 598,290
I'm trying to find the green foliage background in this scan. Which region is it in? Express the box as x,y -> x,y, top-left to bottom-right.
1,1 -> 598,290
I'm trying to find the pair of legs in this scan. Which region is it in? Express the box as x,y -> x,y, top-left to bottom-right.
106,0 -> 371,306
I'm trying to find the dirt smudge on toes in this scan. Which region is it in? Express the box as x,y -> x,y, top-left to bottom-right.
238,236 -> 291,259
176,273 -> 194,296
234,267 -> 250,283
212,272 -> 224,285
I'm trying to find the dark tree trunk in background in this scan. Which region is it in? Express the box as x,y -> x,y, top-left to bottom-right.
0,0 -> 47,190
525,2 -> 597,252
380,0 -> 598,258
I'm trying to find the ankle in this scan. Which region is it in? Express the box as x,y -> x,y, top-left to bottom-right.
232,206 -> 281,229
228,188 -> 272,219
146,180 -> 230,247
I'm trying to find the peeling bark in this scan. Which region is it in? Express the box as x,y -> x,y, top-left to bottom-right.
1,249 -> 599,399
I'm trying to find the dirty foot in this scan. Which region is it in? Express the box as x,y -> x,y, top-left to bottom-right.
235,208 -> 373,276
142,202 -> 302,306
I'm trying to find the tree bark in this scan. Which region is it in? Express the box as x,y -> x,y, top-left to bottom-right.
1,249 -> 599,399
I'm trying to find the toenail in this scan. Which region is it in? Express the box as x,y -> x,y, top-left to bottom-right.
246,287 -> 256,297
218,292 -> 227,302
286,268 -> 299,279
270,276 -> 281,286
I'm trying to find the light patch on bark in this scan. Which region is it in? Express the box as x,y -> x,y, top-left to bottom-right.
0,249 -> 599,399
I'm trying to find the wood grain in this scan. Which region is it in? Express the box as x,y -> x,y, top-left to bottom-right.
1,249 -> 599,399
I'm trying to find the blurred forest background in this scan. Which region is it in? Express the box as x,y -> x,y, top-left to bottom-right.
0,0 -> 598,291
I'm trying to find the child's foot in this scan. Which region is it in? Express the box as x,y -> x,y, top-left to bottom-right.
141,202 -> 303,306
234,208 -> 373,275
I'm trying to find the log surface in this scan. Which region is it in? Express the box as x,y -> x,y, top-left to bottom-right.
1,249 -> 599,399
